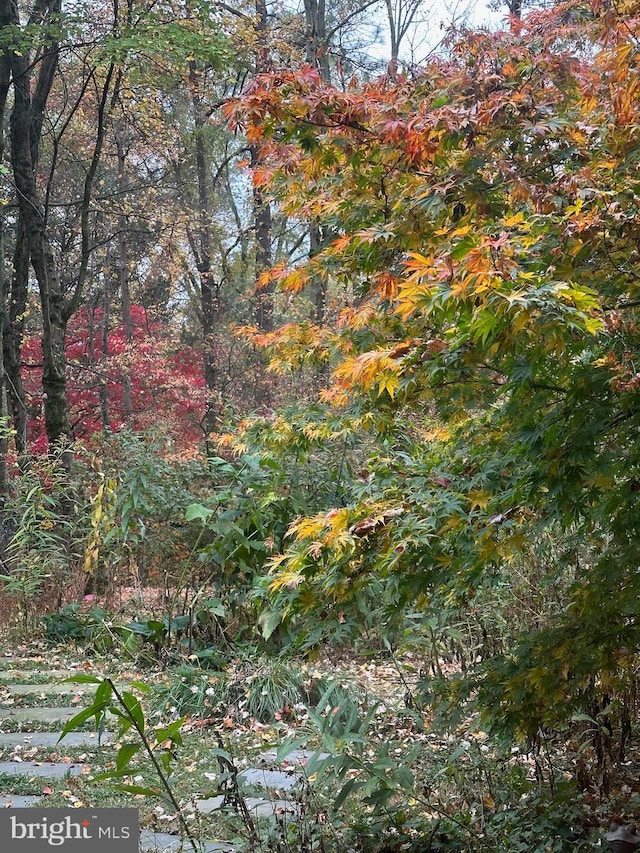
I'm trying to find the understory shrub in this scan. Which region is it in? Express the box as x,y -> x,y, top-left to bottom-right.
150,657 -> 359,724
0,452 -> 92,628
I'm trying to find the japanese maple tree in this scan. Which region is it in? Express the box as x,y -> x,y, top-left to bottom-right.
228,0 -> 640,745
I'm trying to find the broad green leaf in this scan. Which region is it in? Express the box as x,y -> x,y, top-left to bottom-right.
58,704 -> 107,741
185,503 -> 215,522
116,743 -> 141,770
60,674 -> 103,685
120,692 -> 145,733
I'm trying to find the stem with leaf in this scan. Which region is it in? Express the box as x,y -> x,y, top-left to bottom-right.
59,675 -> 198,853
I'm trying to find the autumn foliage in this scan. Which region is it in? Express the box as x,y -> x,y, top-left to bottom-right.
21,306 -> 208,455
226,0 -> 640,743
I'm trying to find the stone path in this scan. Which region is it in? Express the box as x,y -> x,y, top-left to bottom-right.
3,682 -> 101,695
0,732 -> 110,746
0,706 -> 82,724
196,795 -> 299,818
139,830 -> 233,852
0,794 -> 43,806
0,760 -> 87,777
0,653 -> 315,852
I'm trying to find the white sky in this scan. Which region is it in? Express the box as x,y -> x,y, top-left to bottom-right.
398,0 -> 507,63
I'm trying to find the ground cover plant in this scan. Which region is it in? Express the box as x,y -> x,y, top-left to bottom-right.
0,628 -> 624,852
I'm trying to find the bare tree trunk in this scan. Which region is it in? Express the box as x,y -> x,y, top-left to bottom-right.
7,0 -> 72,463
0,242 -> 7,498
0,3 -> 10,496
507,0 -> 522,21
303,0 -> 331,82
309,223 -> 327,323
253,173 -> 274,331
253,0 -> 274,333
303,0 -> 332,323
385,0 -> 425,66
99,287 -> 111,432
188,60 -> 220,432
4,227 -> 29,461
116,129 -> 134,421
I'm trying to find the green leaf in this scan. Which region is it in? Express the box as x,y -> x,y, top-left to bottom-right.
58,703 -> 107,741
333,776 -> 358,809
185,502 -> 215,522
96,680 -> 114,704
121,692 -> 145,733
61,674 -> 103,685
107,707 -> 133,735
154,717 -> 186,745
570,713 -> 596,723
202,598 -> 226,617
127,680 -> 151,694
274,737 -> 309,763
258,608 -> 282,640
116,743 -> 141,770
207,747 -> 233,761
450,235 -> 476,260
111,784 -> 161,797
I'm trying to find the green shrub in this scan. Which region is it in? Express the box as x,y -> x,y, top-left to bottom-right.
0,452 -> 91,628
42,603 -> 107,641
150,657 -> 359,724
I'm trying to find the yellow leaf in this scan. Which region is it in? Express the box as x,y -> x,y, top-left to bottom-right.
467,490 -> 491,509
377,373 -> 399,398
439,516 -> 462,534
290,514 -> 326,540
503,212 -> 526,227
404,252 -> 432,273
269,571 -> 304,591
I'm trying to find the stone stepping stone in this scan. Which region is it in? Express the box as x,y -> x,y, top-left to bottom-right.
0,671 -> 80,682
0,760 -> 87,778
0,707 -> 82,724
0,658 -> 60,671
0,732 -> 111,747
196,795 -> 299,818
2,682 -> 121,695
0,794 -> 43,806
237,767 -> 299,792
139,830 -> 233,852
259,748 -> 328,766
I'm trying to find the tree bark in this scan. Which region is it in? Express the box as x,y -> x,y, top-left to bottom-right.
4,225 -> 29,461
0,0 -> 10,496
303,0 -> 331,82
253,0 -> 274,332
188,60 -> 220,432
116,128 -> 134,421
385,0 -> 424,66
99,286 -> 111,433
7,0 -> 72,462
302,0 -> 333,323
